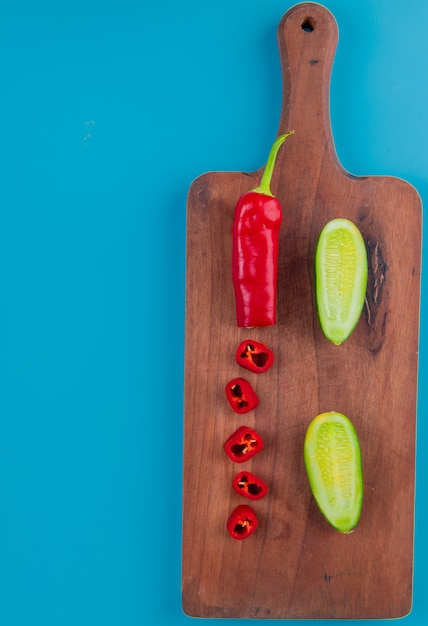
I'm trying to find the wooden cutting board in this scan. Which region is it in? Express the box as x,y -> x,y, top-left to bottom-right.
182,2 -> 421,619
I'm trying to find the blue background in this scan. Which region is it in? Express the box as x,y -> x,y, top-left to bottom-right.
0,0 -> 426,624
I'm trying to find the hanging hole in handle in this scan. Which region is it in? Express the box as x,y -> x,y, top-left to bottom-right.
301,17 -> 315,32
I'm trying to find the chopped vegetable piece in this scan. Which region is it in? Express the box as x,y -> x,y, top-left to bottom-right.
223,425 -> 264,463
226,504 -> 258,540
235,339 -> 274,373
232,470 -> 268,500
225,377 -> 259,414
304,411 -> 363,533
315,218 -> 368,345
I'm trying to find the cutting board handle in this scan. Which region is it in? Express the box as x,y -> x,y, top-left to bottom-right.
277,2 -> 340,169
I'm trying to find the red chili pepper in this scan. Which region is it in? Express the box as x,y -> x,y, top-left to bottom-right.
235,339 -> 274,374
223,425 -> 264,462
226,504 -> 258,540
232,470 -> 268,500
225,378 -> 258,414
232,131 -> 294,328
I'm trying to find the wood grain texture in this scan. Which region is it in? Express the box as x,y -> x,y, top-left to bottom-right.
182,2 -> 421,619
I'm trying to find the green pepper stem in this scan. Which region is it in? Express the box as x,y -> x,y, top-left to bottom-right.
251,130 -> 294,196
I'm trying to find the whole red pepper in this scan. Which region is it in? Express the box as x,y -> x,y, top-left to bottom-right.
226,504 -> 258,540
232,131 -> 293,328
225,377 -> 258,414
223,425 -> 264,463
232,470 -> 268,500
235,339 -> 274,374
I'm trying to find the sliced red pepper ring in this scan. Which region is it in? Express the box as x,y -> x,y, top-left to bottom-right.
226,504 -> 258,540
225,377 -> 258,414
232,470 -> 268,500
223,425 -> 264,463
235,339 -> 274,374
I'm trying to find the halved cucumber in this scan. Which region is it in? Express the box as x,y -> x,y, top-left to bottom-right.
315,218 -> 368,345
304,411 -> 363,533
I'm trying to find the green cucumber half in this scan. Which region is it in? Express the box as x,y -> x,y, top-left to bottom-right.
304,411 -> 363,533
315,218 -> 368,345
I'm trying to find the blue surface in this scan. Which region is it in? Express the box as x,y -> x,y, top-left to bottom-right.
0,0 -> 427,624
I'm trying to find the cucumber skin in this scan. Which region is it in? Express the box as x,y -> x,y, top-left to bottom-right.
304,411 -> 364,534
